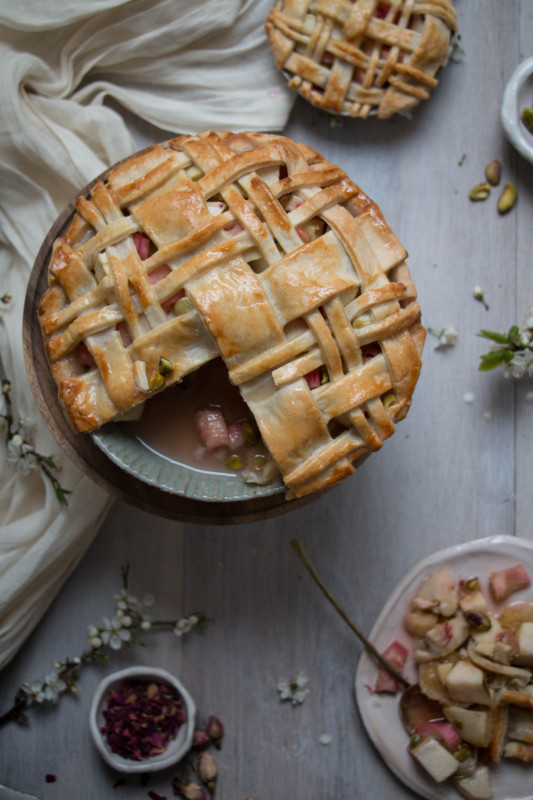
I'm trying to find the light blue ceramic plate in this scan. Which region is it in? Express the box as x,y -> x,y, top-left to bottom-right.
91,424 -> 285,503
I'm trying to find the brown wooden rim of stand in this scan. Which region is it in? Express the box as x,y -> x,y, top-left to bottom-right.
23,144 -> 322,524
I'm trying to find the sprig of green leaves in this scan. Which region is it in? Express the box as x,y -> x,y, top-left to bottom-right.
478,325 -> 531,372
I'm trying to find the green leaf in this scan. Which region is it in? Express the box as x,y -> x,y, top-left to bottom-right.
54,485 -> 72,506
508,325 -> 520,339
479,351 -> 506,371
477,330 -> 509,344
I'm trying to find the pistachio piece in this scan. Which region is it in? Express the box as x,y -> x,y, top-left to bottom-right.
149,372 -> 165,392
469,183 -> 491,201
174,296 -> 194,316
226,453 -> 242,470
159,356 -> 173,376
497,182 -> 517,214
382,391 -> 396,409
522,107 -> 533,134
484,159 -> 501,186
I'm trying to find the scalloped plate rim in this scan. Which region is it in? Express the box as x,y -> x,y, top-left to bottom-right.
91,423 -> 285,503
355,535 -> 533,800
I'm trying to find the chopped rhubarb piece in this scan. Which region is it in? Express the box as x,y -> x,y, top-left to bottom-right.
489,564 -> 531,602
115,322 -> 132,348
415,721 -> 462,752
296,225 -> 310,243
304,368 -> 321,389
195,407 -> 230,450
133,232 -> 151,260
376,2 -> 390,18
361,342 -> 381,361
228,422 -> 245,449
77,342 -> 95,369
374,640 -> 408,693
148,264 -> 172,285
224,222 -> 244,235
162,288 -> 185,312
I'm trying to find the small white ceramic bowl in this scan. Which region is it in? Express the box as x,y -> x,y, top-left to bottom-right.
501,56 -> 533,165
89,666 -> 196,773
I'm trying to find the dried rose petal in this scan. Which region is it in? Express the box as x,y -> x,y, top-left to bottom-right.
206,716 -> 224,749
45,774 -> 56,783
101,679 -> 186,761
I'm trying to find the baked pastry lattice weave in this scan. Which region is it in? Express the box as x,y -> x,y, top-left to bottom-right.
38,131 -> 425,498
266,0 -> 457,119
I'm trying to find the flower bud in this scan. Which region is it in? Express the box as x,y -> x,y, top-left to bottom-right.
192,729 -> 211,749
196,751 -> 217,794
206,716 -> 224,749
172,778 -> 207,800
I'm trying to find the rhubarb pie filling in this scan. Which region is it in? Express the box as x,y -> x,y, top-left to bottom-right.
38,130 -> 425,499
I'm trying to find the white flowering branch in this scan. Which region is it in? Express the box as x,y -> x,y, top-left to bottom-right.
0,565 -> 209,728
478,307 -> 533,378
1,375 -> 71,506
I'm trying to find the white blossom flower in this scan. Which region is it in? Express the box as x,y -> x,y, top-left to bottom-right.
6,432 -> 38,474
504,350 -> 533,379
88,625 -> 99,638
43,672 -> 67,702
429,326 -> 458,350
100,615 -> 132,650
173,614 -> 199,637
114,588 -> 138,611
90,636 -> 102,649
277,671 -> 310,705
463,392 -> 475,404
140,620 -> 152,631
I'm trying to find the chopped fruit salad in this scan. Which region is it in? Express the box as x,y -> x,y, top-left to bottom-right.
374,563 -> 533,800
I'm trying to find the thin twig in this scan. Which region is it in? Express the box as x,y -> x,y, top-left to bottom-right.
290,539 -> 410,690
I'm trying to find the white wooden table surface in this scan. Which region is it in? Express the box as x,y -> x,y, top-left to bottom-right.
2,2 -> 533,798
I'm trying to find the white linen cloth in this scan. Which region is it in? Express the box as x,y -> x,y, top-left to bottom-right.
0,0 -> 294,670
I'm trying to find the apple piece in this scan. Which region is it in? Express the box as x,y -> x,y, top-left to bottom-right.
444,660 -> 491,706
415,615 -> 469,661
409,736 -> 459,783
507,706 -> 533,744
413,567 -> 458,618
489,564 -> 530,602
404,610 -> 439,637
514,621 -> 533,666
503,740 -> 533,762
459,578 -> 488,616
443,705 -> 492,748
453,765 -> 492,800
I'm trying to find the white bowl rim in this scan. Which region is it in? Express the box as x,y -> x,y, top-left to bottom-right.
89,665 -> 196,773
501,56 -> 533,164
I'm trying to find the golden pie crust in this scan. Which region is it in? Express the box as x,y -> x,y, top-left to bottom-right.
266,0 -> 457,119
38,131 -> 425,498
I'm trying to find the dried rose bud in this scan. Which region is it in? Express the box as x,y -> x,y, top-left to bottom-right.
206,716 -> 224,749
192,729 -> 212,749
172,778 -> 207,800
196,751 -> 217,795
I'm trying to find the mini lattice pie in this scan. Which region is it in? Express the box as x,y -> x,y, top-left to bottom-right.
38,131 -> 425,498
266,0 -> 457,119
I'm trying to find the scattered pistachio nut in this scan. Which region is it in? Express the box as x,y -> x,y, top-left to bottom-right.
469,182 -> 491,201
497,182 -> 517,215
484,159 -> 501,186
174,296 -> 194,316
522,107 -> 533,134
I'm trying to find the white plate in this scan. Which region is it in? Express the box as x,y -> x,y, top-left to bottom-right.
355,535 -> 533,800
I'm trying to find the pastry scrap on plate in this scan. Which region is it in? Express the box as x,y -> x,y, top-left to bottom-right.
38,130 -> 425,498
266,0 -> 457,119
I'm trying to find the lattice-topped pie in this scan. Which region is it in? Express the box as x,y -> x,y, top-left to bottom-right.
38,131 -> 425,499
266,0 -> 457,119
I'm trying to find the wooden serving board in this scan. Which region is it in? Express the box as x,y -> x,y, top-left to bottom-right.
23,172 -> 316,524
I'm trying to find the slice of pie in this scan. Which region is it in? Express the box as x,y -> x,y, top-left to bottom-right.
266,0 -> 457,119
38,130 -> 425,498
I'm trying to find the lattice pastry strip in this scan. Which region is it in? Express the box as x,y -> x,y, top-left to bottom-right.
266,0 -> 457,118
39,131 -> 425,498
